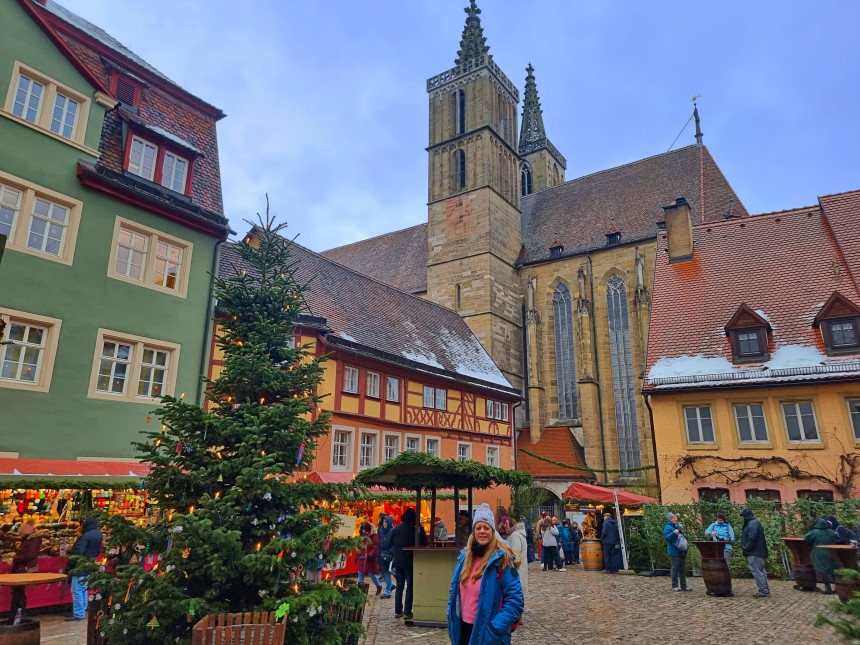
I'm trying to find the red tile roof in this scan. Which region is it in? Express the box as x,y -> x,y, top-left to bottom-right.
821,190 -> 860,292
645,195 -> 860,391
516,427 -> 593,480
321,224 -> 428,295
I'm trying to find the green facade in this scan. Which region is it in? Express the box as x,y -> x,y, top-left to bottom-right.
0,2 -> 221,459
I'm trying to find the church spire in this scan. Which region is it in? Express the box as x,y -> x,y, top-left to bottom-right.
519,63 -> 546,153
455,1 -> 490,66
693,97 -> 703,146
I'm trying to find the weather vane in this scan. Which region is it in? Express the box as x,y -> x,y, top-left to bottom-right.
692,94 -> 701,105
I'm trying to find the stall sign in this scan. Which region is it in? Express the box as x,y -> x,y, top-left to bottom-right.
333,513 -> 357,537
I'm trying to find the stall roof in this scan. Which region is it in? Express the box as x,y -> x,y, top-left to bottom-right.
0,458 -> 149,488
562,481 -> 657,506
354,452 -> 530,491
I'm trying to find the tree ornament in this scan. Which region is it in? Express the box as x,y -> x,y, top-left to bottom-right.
148,616 -> 159,630
296,442 -> 305,464
182,547 -> 191,559
275,603 -> 290,620
218,474 -> 224,482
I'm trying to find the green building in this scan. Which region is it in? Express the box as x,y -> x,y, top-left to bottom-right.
0,0 -> 229,463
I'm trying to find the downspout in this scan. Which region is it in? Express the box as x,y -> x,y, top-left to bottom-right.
587,252 -> 609,484
197,239 -> 225,405
642,393 -> 662,503
520,303 -> 530,422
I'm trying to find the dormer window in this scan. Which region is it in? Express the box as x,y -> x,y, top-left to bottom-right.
725,303 -> 771,363
813,292 -> 860,355
605,225 -> 621,246
123,131 -> 194,196
549,237 -> 564,259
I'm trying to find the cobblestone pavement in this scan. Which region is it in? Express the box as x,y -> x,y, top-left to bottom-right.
360,563 -> 846,645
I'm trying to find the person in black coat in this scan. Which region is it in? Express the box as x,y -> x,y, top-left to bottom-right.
740,508 -> 770,597
390,508 -> 427,619
520,515 -> 536,563
569,522 -> 584,565
600,513 -> 621,572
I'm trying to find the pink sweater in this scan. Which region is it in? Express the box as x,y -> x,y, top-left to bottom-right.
459,559 -> 483,624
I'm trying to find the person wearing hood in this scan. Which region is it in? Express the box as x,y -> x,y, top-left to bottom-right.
805,517 -> 838,594
377,513 -> 395,598
740,508 -> 770,597
434,516 -> 449,541
507,519 -> 529,596
664,512 -> 691,592
601,512 -> 622,573
67,516 -> 103,621
9,519 -> 42,619
825,515 -> 858,546
391,507 -> 427,619
447,503 -> 523,644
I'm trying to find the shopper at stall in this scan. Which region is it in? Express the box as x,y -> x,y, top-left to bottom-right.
520,516 -> 536,563
434,516 -> 449,542
704,512 -> 735,566
391,507 -> 427,619
456,510 -> 471,546
67,516 -> 103,621
601,512 -> 622,573
508,519 -> 529,596
559,519 -> 574,566
805,517 -> 837,595
740,508 -> 770,597
541,517 -> 565,571
447,503 -> 523,644
356,522 -> 383,595
664,512 -> 691,592
378,513 -> 395,599
569,522 -> 583,565
9,519 -> 41,620
826,515 -> 858,545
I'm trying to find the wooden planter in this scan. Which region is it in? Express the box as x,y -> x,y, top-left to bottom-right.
779,538 -> 817,592
192,612 -> 286,645
691,541 -> 732,597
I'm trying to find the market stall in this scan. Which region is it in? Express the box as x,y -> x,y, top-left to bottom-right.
0,458 -> 150,612
355,452 -> 530,628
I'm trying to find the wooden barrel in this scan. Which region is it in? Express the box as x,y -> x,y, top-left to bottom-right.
0,619 -> 40,645
793,563 -> 818,591
835,574 -> 860,603
581,539 -> 603,571
701,557 -> 733,597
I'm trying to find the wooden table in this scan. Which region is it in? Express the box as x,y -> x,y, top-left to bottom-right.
815,544 -> 859,571
780,538 -> 818,591
0,574 -> 67,588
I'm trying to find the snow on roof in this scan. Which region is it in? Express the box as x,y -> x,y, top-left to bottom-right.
147,125 -> 201,154
648,355 -> 734,380
765,345 -> 825,370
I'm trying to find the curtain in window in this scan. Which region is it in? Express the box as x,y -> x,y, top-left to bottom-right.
607,275 -> 641,472
553,283 -> 578,420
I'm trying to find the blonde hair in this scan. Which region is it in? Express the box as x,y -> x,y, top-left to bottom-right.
460,532 -> 519,583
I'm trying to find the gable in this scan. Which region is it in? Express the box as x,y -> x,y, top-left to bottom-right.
724,303 -> 771,332
813,292 -> 860,327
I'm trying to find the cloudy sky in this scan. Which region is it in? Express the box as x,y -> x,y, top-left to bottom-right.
60,1 -> 860,251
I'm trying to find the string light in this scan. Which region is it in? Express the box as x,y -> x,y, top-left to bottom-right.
188,506 -> 195,514
256,542 -> 262,551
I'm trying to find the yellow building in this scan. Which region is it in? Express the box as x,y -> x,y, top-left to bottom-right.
322,2 -> 748,500
644,193 -> 860,504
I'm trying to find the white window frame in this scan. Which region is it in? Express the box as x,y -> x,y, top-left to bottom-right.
457,442 -> 472,462
0,308 -> 62,393
383,432 -> 400,463
2,61 -> 95,151
849,399 -> 860,442
153,238 -> 184,291
87,328 -> 180,403
50,92 -> 80,140
160,150 -> 189,193
366,371 -> 381,398
435,387 -> 447,411
404,434 -> 421,452
343,366 -> 359,394
425,436 -> 441,458
733,403 -> 770,444
27,196 -> 69,257
423,385 -> 435,408
0,170 -> 81,266
386,376 -> 400,402
358,429 -> 379,470
684,406 -> 716,444
782,401 -> 820,443
128,135 -> 158,181
502,403 -> 509,422
330,426 -> 354,471
486,399 -> 493,418
108,217 -> 193,297
486,445 -> 499,467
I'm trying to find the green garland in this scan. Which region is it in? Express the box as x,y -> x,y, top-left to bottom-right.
339,491 -> 464,503
518,449 -> 656,475
0,478 -> 144,491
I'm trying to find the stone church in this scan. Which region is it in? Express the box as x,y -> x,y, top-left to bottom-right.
322,1 -> 747,497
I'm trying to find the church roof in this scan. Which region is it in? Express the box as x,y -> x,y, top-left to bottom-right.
644,195 -> 860,392
220,238 -> 514,394
820,190 -> 860,290
320,223 -> 428,295
519,145 -> 748,265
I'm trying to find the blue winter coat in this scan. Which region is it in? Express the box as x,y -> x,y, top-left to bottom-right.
664,521 -> 686,557
558,526 -> 573,548
447,547 -> 524,645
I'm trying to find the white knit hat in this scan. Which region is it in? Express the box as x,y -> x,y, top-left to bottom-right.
472,503 -> 495,531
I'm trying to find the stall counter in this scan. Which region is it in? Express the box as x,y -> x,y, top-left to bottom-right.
0,556 -> 72,612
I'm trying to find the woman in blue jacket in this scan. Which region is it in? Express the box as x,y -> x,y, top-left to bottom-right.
664,512 -> 692,592
447,503 -> 523,645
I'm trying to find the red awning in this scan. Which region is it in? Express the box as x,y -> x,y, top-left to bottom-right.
0,458 -> 149,479
562,481 -> 656,506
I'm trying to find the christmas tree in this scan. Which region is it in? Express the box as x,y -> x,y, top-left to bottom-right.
88,214 -> 365,644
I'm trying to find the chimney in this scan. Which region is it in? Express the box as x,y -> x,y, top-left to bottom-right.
662,197 -> 693,263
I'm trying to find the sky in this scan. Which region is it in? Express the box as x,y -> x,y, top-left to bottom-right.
59,1 -> 860,252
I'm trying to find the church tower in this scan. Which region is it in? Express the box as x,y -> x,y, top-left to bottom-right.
519,64 -> 566,194
426,1 -> 524,388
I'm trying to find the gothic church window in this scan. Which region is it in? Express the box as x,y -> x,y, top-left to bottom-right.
521,164 -> 532,196
451,150 -> 466,191
452,89 -> 466,136
552,283 -> 578,420
552,163 -> 560,187
606,275 -> 641,472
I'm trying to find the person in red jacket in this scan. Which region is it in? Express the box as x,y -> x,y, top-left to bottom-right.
356,521 -> 382,595
9,520 -> 42,619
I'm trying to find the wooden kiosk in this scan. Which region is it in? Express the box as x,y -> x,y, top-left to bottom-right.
354,452 -> 530,627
